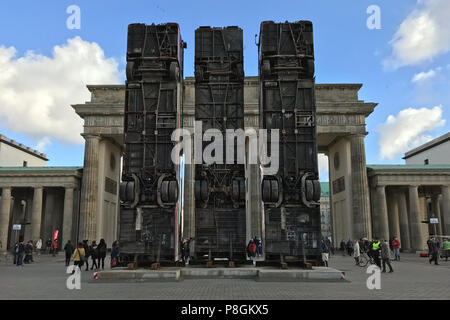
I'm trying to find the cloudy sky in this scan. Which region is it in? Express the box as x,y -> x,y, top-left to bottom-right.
0,0 -> 449,181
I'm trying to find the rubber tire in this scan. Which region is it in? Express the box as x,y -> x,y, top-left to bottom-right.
305,180 -> 314,202
169,180 -> 178,202
270,180 -> 279,202
313,180 -> 321,202
161,180 -> 169,203
126,181 -> 135,203
119,182 -> 128,202
262,179 -> 271,202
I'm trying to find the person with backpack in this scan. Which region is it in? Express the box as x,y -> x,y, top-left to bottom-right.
73,242 -> 85,270
16,240 -> 25,266
97,239 -> 107,270
247,239 -> 257,266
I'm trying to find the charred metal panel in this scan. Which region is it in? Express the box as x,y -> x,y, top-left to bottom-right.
119,23 -> 185,263
259,21 -> 321,264
194,26 -> 246,261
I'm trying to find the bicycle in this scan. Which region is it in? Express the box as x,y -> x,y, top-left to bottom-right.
357,251 -> 375,268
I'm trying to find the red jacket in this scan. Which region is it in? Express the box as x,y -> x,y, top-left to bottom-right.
392,239 -> 401,249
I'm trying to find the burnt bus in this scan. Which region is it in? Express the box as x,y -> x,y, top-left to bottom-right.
258,21 -> 322,265
194,26 -> 246,262
119,23 -> 186,265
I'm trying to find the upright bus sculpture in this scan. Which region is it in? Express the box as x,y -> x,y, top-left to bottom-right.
193,26 -> 246,263
258,21 -> 322,266
119,23 -> 186,266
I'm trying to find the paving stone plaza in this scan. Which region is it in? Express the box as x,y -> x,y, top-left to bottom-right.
1,252 -> 448,300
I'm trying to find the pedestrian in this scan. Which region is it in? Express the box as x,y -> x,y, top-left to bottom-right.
64,240 -> 74,266
370,237 -> 382,268
35,238 -> 42,256
380,239 -> 393,273
321,240 -> 329,267
256,237 -> 263,257
346,239 -> 354,256
24,241 -> 33,263
183,239 -> 190,265
340,240 -> 346,256
82,240 -> 90,271
180,238 -> 186,263
46,238 -> 52,255
391,236 -> 401,261
427,237 -> 440,265
247,239 -> 257,266
72,242 -> 85,271
111,240 -> 119,268
442,238 -> 450,262
52,239 -> 58,256
353,239 -> 360,265
326,238 -> 333,255
13,242 -> 18,264
97,239 -> 107,270
89,240 -> 99,270
16,240 -> 25,266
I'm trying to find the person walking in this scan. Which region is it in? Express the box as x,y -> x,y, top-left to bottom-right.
24,241 -> 33,263
72,242 -> 85,271
52,239 -> 58,257
16,240 -> 25,267
340,240 -> 346,256
380,239 -> 393,273
442,238 -> 450,262
256,237 -> 263,257
46,238 -> 52,255
427,237 -> 440,265
346,239 -> 354,256
247,239 -> 257,266
353,239 -> 361,265
35,238 -> 42,256
12,242 -> 18,264
64,240 -> 74,266
89,240 -> 99,270
183,239 -> 190,265
97,239 -> 107,270
391,236 -> 401,261
110,240 -> 119,268
321,240 -> 329,267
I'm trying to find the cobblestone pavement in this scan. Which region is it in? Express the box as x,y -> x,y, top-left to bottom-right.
0,252 -> 448,300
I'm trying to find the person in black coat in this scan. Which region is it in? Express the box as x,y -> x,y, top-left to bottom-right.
89,240 -> 99,270
64,240 -> 74,266
97,239 -> 107,270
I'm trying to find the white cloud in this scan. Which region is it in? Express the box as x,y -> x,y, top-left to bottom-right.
376,106 -> 445,160
411,69 -> 436,82
384,0 -> 450,69
0,36 -> 122,145
318,153 -> 329,181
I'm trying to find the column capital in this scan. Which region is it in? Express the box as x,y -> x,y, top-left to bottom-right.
81,133 -> 101,140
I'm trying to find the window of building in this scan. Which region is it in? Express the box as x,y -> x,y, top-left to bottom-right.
23,161 -> 27,167
424,159 -> 429,165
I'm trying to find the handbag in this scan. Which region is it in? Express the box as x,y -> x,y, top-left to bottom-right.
111,257 -> 117,268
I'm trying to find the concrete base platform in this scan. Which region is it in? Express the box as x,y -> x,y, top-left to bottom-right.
93,266 -> 346,283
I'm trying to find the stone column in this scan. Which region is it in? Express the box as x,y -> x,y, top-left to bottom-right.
408,185 -> 424,251
397,190 -> 411,251
31,187 -> 44,242
79,134 -> 101,241
375,185 -> 389,241
387,192 -> 400,240
62,187 -> 74,246
0,188 -> 12,253
350,134 -> 372,239
441,185 -> 450,236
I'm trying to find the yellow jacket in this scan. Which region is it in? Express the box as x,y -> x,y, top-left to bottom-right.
73,248 -> 85,261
